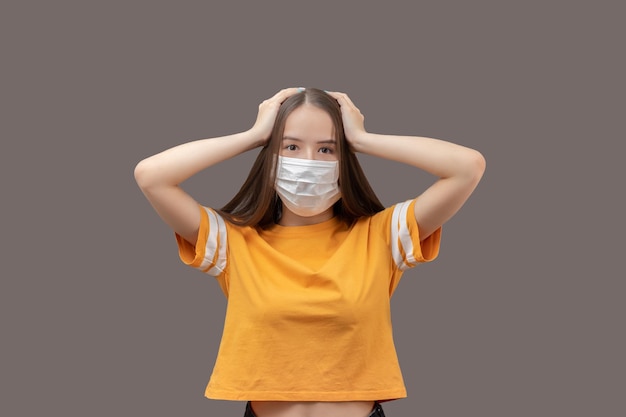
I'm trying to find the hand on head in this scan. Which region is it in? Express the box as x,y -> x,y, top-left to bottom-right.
326,91 -> 367,151
250,87 -> 303,145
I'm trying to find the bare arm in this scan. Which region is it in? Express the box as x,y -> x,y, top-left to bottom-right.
329,91 -> 486,241
134,88 -> 301,244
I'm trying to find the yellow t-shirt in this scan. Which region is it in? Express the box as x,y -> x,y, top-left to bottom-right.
176,199 -> 441,401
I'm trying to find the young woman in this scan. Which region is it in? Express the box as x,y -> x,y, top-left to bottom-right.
134,87 -> 486,417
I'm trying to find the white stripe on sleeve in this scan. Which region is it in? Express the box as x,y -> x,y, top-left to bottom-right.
391,200 -> 417,271
197,207 -> 227,275
207,210 -> 227,275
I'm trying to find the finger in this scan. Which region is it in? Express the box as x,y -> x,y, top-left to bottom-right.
328,91 -> 360,113
337,93 -> 359,111
326,91 -> 341,100
268,87 -> 302,103
327,91 -> 352,107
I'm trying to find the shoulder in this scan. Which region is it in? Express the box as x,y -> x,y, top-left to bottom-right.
175,205 -> 231,276
359,199 -> 441,269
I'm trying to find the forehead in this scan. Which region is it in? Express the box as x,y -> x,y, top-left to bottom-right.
283,104 -> 335,139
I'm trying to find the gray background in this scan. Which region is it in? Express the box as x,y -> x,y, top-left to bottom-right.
2,1 -> 624,416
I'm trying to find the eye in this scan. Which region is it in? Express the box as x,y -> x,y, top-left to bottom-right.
319,147 -> 334,154
285,144 -> 298,151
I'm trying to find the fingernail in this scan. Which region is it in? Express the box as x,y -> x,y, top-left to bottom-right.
297,87 -> 305,92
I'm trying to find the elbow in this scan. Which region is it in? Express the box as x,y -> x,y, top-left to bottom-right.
134,158 -> 156,190
463,149 -> 486,184
473,150 -> 486,176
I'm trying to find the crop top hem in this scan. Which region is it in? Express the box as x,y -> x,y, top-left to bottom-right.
205,388 -> 407,402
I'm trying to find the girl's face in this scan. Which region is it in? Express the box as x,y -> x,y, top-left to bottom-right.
280,104 -> 338,161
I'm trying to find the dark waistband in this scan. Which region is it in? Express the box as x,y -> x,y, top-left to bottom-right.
244,401 -> 386,417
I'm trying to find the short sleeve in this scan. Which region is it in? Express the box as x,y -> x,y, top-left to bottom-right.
175,205 -> 228,277
390,199 -> 441,271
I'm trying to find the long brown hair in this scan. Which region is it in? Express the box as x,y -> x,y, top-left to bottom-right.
218,88 -> 384,228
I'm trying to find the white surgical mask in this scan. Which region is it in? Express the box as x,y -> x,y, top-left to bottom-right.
275,156 -> 341,217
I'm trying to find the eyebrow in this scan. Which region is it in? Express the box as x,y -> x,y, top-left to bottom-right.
282,136 -> 336,144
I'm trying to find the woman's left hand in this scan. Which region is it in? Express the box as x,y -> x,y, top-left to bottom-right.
327,91 -> 367,151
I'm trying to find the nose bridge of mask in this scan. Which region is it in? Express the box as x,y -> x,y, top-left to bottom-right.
278,156 -> 338,183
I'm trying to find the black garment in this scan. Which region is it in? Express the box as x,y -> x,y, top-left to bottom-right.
244,401 -> 386,417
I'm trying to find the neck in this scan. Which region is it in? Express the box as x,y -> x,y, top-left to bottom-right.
278,208 -> 335,226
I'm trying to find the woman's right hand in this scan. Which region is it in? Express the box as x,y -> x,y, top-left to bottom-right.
249,87 -> 302,145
